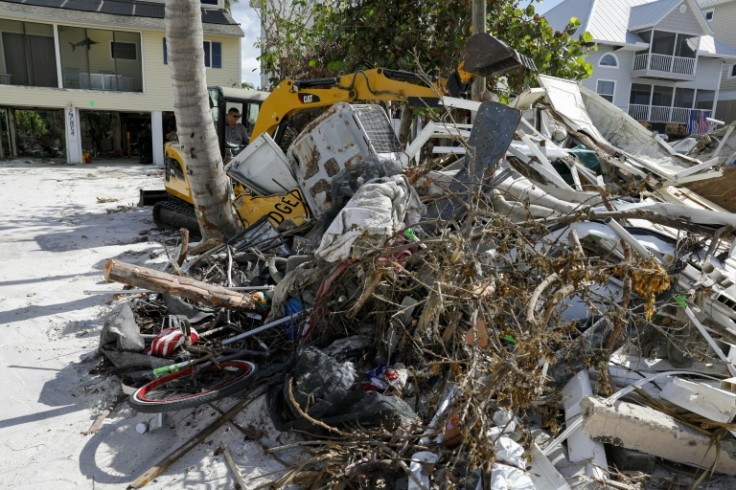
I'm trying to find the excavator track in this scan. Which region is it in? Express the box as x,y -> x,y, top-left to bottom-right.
153,199 -> 201,236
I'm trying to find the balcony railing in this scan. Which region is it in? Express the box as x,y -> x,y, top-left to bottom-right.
633,53 -> 696,76
628,104 -> 713,134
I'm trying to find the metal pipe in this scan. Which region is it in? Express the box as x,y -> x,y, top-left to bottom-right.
84,285 -> 274,295
221,308 -> 312,346
84,289 -> 151,295
603,218 -> 654,260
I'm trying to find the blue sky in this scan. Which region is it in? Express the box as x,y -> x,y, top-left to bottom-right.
231,0 -> 566,89
537,0 -> 565,14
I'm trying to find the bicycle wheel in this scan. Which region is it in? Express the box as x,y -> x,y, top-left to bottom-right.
129,360 -> 257,412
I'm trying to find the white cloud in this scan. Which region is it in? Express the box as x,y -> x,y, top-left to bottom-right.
230,2 -> 262,88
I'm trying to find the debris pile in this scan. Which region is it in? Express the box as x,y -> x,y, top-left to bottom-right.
101,76 -> 736,489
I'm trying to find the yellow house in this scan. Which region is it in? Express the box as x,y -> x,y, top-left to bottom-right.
0,0 -> 244,164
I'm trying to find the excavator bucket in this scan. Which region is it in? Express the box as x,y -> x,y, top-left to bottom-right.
462,33 -> 537,77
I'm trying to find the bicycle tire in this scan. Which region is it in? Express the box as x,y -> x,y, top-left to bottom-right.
129,360 -> 257,412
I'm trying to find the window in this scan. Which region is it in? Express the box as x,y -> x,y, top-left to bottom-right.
0,19 -> 58,88
652,31 -> 676,55
704,9 -> 714,21
596,80 -> 615,103
59,26 -> 142,92
651,85 -> 673,107
675,34 -> 697,58
203,41 -> 222,68
695,89 -> 715,110
163,39 -> 221,68
674,87 -> 695,108
630,83 -> 652,105
730,64 -> 736,78
599,53 -> 618,68
110,41 -> 136,60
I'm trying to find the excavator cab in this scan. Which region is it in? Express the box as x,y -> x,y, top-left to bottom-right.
209,87 -> 266,159
154,87 -> 270,231
161,87 -> 269,200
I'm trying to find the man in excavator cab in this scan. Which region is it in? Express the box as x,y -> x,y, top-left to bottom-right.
224,107 -> 250,162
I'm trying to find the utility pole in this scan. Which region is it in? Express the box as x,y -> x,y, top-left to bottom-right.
471,0 -> 486,100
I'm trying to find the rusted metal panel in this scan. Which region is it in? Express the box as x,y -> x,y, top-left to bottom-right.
288,102 -> 402,217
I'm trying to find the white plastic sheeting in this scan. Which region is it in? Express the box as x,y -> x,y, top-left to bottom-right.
316,174 -> 423,262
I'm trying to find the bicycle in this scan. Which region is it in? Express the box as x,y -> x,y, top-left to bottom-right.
128,307 -> 311,412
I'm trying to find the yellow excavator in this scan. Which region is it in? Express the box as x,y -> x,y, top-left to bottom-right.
149,33 -> 535,234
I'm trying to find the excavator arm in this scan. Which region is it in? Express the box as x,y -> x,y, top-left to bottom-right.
250,31 -> 536,146
250,68 -> 447,143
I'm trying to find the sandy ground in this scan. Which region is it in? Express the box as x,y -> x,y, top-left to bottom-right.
0,159 -> 295,489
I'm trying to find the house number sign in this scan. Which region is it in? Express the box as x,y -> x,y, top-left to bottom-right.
67,105 -> 75,137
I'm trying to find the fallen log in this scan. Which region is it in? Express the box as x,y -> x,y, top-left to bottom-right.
104,259 -> 254,311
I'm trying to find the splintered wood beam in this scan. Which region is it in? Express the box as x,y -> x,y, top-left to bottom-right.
105,259 -> 254,311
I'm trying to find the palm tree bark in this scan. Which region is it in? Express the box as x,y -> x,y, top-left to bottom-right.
165,0 -> 243,240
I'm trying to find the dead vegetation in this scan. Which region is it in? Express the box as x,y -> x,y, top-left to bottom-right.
98,78 -> 736,489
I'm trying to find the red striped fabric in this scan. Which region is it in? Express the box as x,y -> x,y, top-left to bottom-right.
144,327 -> 199,357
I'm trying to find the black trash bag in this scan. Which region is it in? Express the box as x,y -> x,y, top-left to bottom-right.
268,347 -> 417,432
98,302 -> 169,370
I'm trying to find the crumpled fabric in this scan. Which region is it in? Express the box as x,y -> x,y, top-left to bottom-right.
315,174 -> 424,263
489,463 -> 535,490
494,436 -> 525,468
98,302 -> 169,370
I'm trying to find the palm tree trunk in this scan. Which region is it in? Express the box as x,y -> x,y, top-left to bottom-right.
165,0 -> 242,240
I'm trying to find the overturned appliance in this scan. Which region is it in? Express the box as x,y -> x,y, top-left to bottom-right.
288,102 -> 404,218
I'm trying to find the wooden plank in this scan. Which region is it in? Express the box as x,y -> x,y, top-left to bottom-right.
81,393 -> 127,436
219,442 -> 248,490
686,165 -> 736,212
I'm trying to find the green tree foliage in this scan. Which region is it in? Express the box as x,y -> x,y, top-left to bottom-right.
313,0 -> 472,76
487,3 -> 593,93
16,110 -> 49,138
251,0 -> 323,87
255,0 -> 592,94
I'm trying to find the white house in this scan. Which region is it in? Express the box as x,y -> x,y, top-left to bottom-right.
697,0 -> 736,122
545,0 -> 736,136
0,0 -> 244,164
